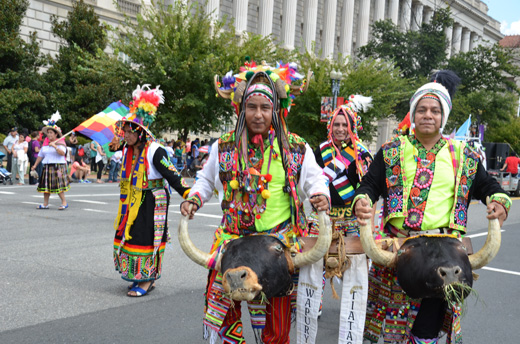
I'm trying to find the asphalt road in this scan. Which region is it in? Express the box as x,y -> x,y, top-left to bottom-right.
1,181 -> 519,343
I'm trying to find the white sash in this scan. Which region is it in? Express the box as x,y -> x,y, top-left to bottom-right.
338,254 -> 368,344
296,258 -> 323,344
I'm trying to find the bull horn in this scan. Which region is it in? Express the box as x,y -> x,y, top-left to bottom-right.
178,204 -> 213,269
214,75 -> 233,99
469,218 -> 501,270
292,211 -> 332,268
359,217 -> 395,267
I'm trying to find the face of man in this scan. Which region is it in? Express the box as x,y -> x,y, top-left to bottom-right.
245,95 -> 273,137
332,114 -> 350,144
10,130 -> 17,137
414,98 -> 442,139
123,124 -> 139,146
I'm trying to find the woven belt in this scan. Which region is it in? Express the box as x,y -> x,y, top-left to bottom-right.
408,228 -> 446,236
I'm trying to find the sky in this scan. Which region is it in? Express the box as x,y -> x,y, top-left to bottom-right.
484,0 -> 520,35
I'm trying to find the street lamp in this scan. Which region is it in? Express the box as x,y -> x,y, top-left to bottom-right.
330,69 -> 343,110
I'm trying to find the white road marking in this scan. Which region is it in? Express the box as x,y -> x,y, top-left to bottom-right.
0,191 -> 15,194
169,210 -> 222,219
481,267 -> 520,276
22,202 -> 43,205
467,230 -> 505,238
71,200 -> 108,204
84,208 -> 110,213
207,224 -> 219,228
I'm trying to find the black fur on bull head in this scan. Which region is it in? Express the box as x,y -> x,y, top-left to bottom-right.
178,209 -> 332,301
359,214 -> 501,300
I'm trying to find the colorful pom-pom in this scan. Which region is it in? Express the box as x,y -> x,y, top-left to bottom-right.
230,180 -> 239,190
229,208 -> 234,213
265,174 -> 272,182
256,214 -> 261,220
261,189 -> 271,199
245,71 -> 255,81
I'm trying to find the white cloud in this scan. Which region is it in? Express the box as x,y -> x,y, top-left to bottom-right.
503,19 -> 520,35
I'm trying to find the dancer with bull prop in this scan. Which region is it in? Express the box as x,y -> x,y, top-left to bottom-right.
111,85 -> 191,297
180,62 -> 331,343
353,80 -> 511,344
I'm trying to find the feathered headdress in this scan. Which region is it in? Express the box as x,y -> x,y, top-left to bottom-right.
42,111 -> 63,137
115,84 -> 164,140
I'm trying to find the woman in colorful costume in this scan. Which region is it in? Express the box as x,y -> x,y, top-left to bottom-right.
308,95 -> 373,236
31,111 -> 70,209
353,81 -> 510,344
180,62 -> 330,343
112,85 -> 191,297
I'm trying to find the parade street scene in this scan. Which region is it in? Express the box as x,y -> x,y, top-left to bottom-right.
3,0 -> 520,343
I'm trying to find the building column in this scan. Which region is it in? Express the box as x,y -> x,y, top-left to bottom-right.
469,32 -> 479,50
322,0 -> 337,59
389,0 -> 399,25
233,0 -> 249,34
302,0 -> 318,53
423,7 -> 433,24
339,0 -> 355,56
461,28 -> 471,52
411,2 -> 423,31
259,0 -> 274,36
281,0 -> 297,50
205,0 -> 219,22
400,0 -> 412,31
452,24 -> 462,55
445,25 -> 453,58
374,0 -> 385,22
357,0 -> 371,48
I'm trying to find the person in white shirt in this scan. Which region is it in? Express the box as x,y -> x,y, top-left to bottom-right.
108,150 -> 123,182
31,116 -> 70,210
3,127 -> 19,173
12,133 -> 28,185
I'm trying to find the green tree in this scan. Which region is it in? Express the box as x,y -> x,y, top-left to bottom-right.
0,0 -> 46,133
288,49 -> 412,148
112,0 -> 292,140
359,8 -> 452,79
43,0 -> 129,133
486,114 -> 520,153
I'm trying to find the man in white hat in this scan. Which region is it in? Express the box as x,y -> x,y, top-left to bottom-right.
353,81 -> 511,344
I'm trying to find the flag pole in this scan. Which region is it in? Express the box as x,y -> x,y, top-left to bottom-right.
49,130 -> 74,145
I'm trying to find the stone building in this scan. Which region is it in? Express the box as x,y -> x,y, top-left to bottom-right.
499,35 -> 520,117
20,0 -> 504,145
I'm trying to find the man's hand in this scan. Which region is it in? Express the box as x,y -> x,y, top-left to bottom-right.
180,201 -> 198,220
354,197 -> 373,226
309,195 -> 329,213
487,201 -> 507,227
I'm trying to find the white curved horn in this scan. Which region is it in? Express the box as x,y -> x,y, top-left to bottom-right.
178,204 -> 213,268
292,211 -> 332,268
359,215 -> 395,267
469,218 -> 501,270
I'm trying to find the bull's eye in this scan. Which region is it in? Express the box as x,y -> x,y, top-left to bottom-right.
397,249 -> 405,256
273,244 -> 283,253
460,245 -> 467,251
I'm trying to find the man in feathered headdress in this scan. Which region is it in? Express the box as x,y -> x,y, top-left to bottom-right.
353,76 -> 511,344
111,85 -> 191,297
180,61 -> 329,343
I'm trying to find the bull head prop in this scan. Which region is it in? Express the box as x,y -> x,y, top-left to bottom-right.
359,198 -> 501,300
178,209 -> 332,301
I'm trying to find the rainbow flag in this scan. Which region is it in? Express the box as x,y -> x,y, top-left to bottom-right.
74,101 -> 129,145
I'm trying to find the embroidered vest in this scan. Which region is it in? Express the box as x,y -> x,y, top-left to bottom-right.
217,131 -> 308,236
382,136 -> 479,232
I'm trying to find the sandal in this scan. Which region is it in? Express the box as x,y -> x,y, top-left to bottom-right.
128,283 -> 155,297
58,204 -> 69,210
127,282 -> 138,290
37,204 -> 49,209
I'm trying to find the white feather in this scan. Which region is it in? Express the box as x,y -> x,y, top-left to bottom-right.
50,110 -> 61,122
349,95 -> 373,113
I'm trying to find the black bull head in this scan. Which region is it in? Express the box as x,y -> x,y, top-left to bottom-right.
359,217 -> 502,299
178,211 -> 332,301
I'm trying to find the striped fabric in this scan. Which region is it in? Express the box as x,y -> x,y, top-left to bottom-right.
320,141 -> 356,204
